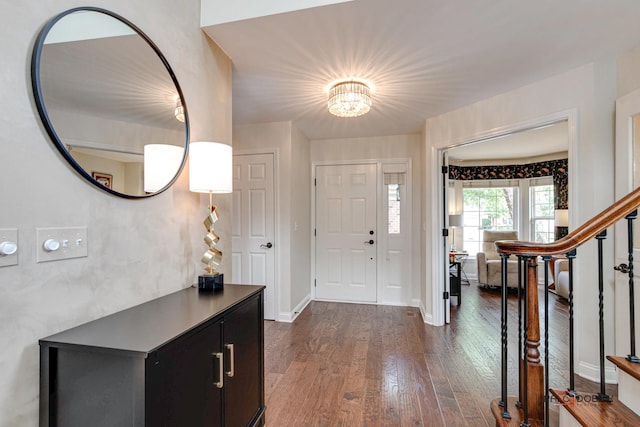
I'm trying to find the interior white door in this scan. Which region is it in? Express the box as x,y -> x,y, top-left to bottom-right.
315,164 -> 377,302
614,91 -> 640,356
232,153 -> 276,320
442,152 -> 451,324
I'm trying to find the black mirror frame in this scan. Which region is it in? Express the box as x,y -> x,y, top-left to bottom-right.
30,6 -> 189,199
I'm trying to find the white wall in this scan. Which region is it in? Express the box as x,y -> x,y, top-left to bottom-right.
233,121 -> 312,321
291,125 -> 312,311
50,108 -> 185,153
424,62 -> 618,382
310,134 -> 423,308
0,0 -> 232,425
618,43 -> 640,98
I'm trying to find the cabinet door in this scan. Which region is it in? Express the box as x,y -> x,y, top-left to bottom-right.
223,295 -> 264,426
147,319 -> 224,427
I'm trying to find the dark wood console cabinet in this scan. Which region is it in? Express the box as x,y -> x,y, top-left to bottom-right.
39,285 -> 265,427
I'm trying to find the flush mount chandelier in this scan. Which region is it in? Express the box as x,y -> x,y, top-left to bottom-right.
328,80 -> 372,118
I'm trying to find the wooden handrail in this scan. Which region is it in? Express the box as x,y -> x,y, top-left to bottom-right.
496,186 -> 640,256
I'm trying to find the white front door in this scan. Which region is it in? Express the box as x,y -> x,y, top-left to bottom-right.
232,153 -> 276,320
315,164 -> 377,302
614,91 -> 640,356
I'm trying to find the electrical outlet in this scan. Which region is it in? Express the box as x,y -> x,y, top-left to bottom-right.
36,227 -> 88,263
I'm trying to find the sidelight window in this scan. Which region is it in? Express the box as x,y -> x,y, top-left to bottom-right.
384,172 -> 405,235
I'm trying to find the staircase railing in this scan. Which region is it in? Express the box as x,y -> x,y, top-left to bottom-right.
492,186 -> 640,426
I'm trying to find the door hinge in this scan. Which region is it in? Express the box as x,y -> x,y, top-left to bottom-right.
441,165 -> 449,174
314,279 -> 317,287
314,178 -> 317,186
442,228 -> 449,237
443,291 -> 449,300
314,229 -> 316,236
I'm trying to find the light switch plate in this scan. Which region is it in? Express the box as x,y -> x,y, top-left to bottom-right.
36,227 -> 88,263
0,228 -> 19,267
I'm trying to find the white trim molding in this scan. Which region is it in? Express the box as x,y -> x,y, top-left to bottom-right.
278,294 -> 311,323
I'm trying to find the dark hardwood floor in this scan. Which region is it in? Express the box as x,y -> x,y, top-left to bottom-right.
263,284 -> 612,426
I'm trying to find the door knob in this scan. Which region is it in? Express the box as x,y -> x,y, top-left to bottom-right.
364,239 -> 375,245
260,242 -> 273,249
614,263 -> 630,274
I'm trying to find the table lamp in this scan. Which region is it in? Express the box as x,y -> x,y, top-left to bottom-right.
144,144 -> 185,193
449,214 -> 463,251
189,141 -> 232,290
554,209 -> 569,240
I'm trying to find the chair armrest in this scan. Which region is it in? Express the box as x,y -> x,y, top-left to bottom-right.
555,258 -> 569,272
477,252 -> 488,284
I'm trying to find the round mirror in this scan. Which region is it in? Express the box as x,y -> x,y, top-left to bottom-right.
31,7 -> 189,198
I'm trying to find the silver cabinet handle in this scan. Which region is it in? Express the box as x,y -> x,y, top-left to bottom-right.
225,343 -> 235,377
213,352 -> 224,388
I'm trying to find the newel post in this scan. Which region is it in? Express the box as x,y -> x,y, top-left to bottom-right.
521,256 -> 544,422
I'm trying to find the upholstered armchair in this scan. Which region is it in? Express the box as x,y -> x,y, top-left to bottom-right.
553,258 -> 570,299
476,230 -> 519,288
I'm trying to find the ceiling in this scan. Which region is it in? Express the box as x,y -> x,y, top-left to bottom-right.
448,121 -> 568,162
203,0 -> 640,143
41,33 -> 183,131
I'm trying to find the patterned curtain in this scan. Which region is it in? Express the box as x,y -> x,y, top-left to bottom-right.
449,158 -> 568,209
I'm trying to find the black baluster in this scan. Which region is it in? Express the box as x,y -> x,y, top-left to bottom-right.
521,256 -> 530,427
516,255 -> 523,409
543,255 -> 551,424
567,249 -> 577,396
626,211 -> 639,364
596,231 -> 612,401
499,253 -> 511,420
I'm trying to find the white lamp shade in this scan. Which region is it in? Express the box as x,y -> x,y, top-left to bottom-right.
189,142 -> 233,193
449,214 -> 463,227
143,144 -> 185,192
555,209 -> 569,227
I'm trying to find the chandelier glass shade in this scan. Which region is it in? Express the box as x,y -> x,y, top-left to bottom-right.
328,81 -> 372,117
174,98 -> 185,122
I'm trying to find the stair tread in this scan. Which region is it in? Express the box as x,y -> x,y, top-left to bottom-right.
550,389 -> 640,427
607,355 -> 640,382
490,397 -> 543,427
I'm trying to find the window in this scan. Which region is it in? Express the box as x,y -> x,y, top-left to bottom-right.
462,186 -> 517,256
384,172 -> 405,235
387,184 -> 401,234
530,184 -> 554,243
452,177 -> 556,256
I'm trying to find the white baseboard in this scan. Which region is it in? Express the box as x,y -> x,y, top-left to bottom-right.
277,295 -> 311,323
419,302 -> 433,325
577,360 -> 618,384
